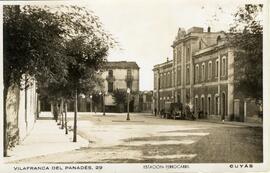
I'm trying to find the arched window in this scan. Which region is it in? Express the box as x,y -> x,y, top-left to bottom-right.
160,74 -> 163,88
208,61 -> 212,80
186,45 -> 190,61
167,72 -> 170,88
201,95 -> 205,114
201,63 -> 205,81
215,59 -> 219,77
186,65 -> 190,84
221,56 -> 227,76
221,92 -> 226,118
195,64 -> 199,83
163,73 -> 165,88
195,95 -> 199,113
215,95 -> 219,115
207,95 -> 211,115
178,48 -> 182,63
177,67 -> 181,85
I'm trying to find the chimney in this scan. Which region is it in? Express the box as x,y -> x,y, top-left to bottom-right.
207,26 -> 211,32
167,57 -> 169,62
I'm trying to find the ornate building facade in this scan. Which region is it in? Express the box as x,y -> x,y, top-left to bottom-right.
153,26 -> 261,122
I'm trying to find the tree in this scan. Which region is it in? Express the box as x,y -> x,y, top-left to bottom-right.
226,4 -> 263,100
112,89 -> 136,113
3,5 -> 68,156
3,5 -> 116,155
64,36 -> 108,142
35,5 -> 114,142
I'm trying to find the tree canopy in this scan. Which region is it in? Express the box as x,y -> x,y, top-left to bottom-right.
4,5 -> 117,103
3,5 -> 116,153
227,4 -> 263,100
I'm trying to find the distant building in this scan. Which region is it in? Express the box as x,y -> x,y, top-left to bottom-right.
101,61 -> 140,112
153,59 -> 174,112
153,26 -> 262,123
40,61 -> 141,113
138,91 -> 153,113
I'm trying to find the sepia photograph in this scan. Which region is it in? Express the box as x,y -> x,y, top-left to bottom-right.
0,0 -> 269,172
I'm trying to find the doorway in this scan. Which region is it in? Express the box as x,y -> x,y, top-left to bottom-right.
221,92 -> 226,120
207,96 -> 211,116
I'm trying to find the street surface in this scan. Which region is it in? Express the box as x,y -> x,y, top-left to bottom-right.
11,112 -> 262,163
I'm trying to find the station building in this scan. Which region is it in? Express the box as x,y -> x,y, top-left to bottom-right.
153,26 -> 261,123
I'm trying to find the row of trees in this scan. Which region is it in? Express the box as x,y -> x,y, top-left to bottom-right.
3,5 -> 116,156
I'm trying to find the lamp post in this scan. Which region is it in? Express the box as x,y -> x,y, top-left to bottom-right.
103,92 -> 106,116
126,88 -> 130,121
99,91 -> 105,116
80,94 -> 86,112
90,95 -> 93,112
99,91 -> 102,114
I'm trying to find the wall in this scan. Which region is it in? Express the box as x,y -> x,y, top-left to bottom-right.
17,80 -> 37,142
6,80 -> 37,151
102,68 -> 139,92
6,84 -> 20,149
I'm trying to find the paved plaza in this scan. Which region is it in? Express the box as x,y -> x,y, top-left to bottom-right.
8,112 -> 263,163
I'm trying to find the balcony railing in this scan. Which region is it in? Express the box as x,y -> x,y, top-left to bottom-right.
106,75 -> 115,82
125,75 -> 133,81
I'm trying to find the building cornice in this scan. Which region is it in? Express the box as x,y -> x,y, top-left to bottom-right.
171,35 -> 198,48
193,42 -> 230,58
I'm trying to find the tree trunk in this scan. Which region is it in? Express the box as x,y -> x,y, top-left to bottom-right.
73,88 -> 78,142
65,101 -> 68,134
57,102 -> 61,125
36,93 -> 39,119
61,98 -> 64,129
3,86 -> 8,157
53,102 -> 58,122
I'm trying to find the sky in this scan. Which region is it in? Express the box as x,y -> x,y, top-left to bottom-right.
76,0 -> 249,91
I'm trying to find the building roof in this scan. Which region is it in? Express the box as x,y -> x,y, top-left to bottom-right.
171,26 -> 222,48
193,37 -> 228,57
104,61 -> 140,69
153,60 -> 173,71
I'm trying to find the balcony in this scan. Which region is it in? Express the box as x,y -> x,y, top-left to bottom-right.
106,75 -> 115,82
125,75 -> 133,81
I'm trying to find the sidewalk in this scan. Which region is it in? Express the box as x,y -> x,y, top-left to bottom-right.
197,119 -> 263,128
78,112 -> 262,128
4,119 -> 89,163
142,114 -> 263,128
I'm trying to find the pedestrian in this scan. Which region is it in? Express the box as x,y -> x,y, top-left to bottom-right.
154,108 -> 157,116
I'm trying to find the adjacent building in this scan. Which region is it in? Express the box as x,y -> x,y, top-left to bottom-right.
139,91 -> 153,113
101,61 -> 140,112
153,26 -> 261,123
153,59 -> 174,112
40,61 -> 141,113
